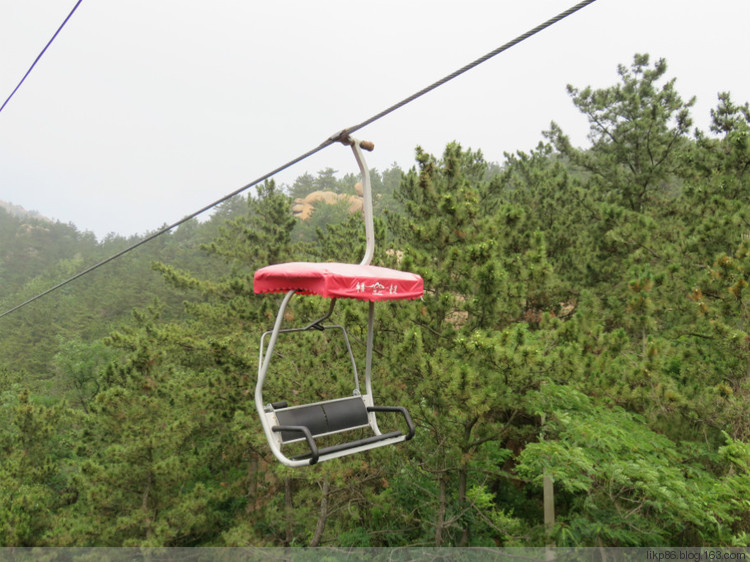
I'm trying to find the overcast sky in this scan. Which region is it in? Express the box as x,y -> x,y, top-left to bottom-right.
1,0 -> 748,240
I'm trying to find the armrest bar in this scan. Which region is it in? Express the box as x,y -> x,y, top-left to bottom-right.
271,425 -> 319,465
367,406 -> 416,440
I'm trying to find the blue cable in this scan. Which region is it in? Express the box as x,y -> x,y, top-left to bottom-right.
0,0 -> 84,116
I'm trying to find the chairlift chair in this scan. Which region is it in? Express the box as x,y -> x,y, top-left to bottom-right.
253,137 -> 423,467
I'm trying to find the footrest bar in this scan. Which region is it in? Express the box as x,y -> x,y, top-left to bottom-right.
292,430 -> 403,461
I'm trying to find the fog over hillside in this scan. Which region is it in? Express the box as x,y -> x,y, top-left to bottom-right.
0,199 -> 51,222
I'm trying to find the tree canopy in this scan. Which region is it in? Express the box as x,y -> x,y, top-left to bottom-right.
1,54 -> 749,547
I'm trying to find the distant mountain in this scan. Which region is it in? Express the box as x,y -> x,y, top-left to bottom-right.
0,199 -> 52,222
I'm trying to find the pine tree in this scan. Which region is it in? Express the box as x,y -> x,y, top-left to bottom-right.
0,373 -> 71,546
383,143 -> 557,545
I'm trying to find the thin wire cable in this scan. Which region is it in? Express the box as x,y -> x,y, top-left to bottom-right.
0,0 -> 84,116
0,0 -> 597,321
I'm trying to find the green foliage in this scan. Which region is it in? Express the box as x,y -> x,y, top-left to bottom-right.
52,337 -> 119,413
0,384 -> 71,546
548,53 -> 694,213
517,384 -> 739,546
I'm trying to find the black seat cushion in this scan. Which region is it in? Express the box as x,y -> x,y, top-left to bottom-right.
274,397 -> 369,443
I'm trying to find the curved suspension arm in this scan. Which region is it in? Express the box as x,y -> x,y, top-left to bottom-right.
348,139 -> 380,432
350,139 -> 375,266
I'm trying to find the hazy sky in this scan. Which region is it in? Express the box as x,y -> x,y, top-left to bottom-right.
1,0 -> 748,240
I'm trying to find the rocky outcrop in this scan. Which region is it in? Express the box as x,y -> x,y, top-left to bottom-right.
292,182 -> 364,220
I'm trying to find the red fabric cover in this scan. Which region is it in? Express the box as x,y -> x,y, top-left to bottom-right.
253,262 -> 423,301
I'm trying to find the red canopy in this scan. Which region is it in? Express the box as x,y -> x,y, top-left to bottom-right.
253,262 -> 423,301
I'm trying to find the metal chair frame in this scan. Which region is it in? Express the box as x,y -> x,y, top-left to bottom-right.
254,138 -> 415,467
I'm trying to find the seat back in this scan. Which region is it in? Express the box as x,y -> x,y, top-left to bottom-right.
273,396 -> 369,443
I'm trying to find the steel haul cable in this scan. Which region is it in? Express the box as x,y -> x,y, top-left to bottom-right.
0,0 -> 597,321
